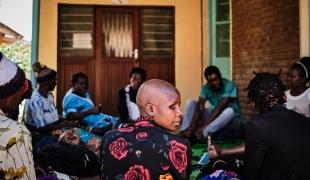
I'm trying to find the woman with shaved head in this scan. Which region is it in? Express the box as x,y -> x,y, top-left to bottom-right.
101,79 -> 191,179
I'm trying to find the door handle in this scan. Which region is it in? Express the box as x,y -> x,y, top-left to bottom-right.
132,49 -> 139,60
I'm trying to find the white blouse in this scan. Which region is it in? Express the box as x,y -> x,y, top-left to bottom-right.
125,85 -> 140,121
285,88 -> 310,118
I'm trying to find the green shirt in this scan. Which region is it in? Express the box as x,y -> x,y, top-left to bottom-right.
199,78 -> 242,122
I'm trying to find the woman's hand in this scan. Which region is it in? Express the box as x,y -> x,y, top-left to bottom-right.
89,105 -> 101,114
208,144 -> 221,158
207,136 -> 221,158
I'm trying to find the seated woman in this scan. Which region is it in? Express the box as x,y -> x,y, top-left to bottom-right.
63,72 -> 119,135
101,79 -> 191,179
285,57 -> 310,118
118,67 -> 146,123
25,62 -> 77,135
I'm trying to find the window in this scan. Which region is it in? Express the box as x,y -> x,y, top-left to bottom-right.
59,6 -> 94,57
209,0 -> 231,79
102,11 -> 134,58
141,8 -> 174,58
215,0 -> 230,57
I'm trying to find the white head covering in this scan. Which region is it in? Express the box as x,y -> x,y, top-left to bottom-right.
0,52 -> 28,100
0,54 -> 18,86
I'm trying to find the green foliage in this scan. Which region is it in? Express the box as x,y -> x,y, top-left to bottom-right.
0,41 -> 31,77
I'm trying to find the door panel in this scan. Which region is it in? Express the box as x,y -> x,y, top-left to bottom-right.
58,5 -> 174,116
141,59 -> 174,83
140,8 -> 175,85
140,8 -> 174,59
57,5 -> 95,110
102,11 -> 134,58
95,7 -> 139,115
99,62 -> 133,114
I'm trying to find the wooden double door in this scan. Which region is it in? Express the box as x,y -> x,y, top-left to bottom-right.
57,5 -> 175,115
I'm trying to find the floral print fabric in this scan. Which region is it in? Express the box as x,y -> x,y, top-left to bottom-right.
101,118 -> 191,179
0,111 -> 36,179
198,170 -> 241,180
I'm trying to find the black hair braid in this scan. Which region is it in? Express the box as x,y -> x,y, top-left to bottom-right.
246,72 -> 286,113
32,62 -> 45,73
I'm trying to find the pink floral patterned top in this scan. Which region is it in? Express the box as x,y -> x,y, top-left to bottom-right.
101,117 -> 191,179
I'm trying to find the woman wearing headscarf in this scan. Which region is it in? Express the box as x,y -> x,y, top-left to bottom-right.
25,62 -> 78,134
25,63 -> 101,155
24,63 -> 102,178
0,52 -> 36,179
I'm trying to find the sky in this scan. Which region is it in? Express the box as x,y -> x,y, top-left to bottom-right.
0,0 -> 32,41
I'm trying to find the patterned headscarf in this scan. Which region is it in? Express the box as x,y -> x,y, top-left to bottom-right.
0,52 -> 30,100
32,62 -> 57,84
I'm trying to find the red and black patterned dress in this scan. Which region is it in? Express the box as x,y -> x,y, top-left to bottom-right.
101,117 -> 192,180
